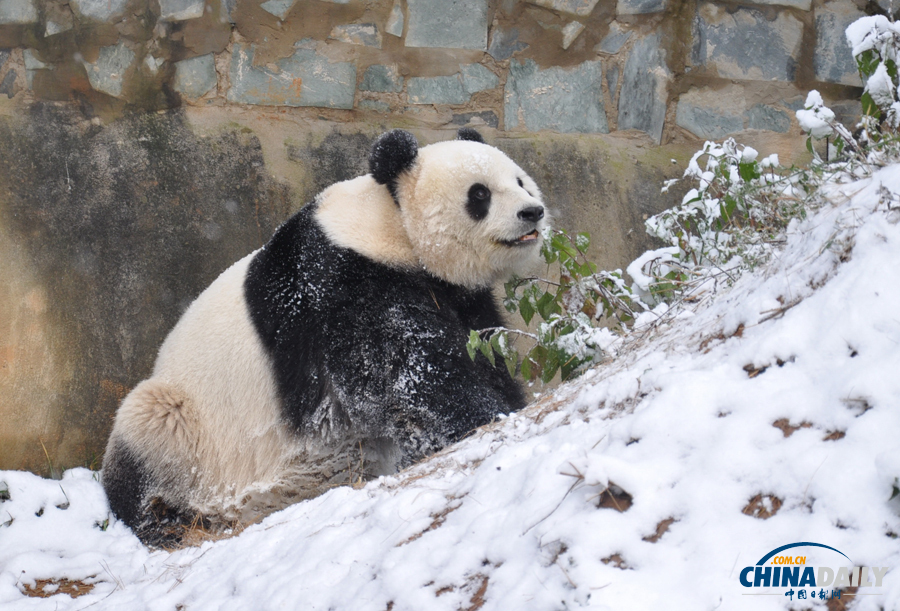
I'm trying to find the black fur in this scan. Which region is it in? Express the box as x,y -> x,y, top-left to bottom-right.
244,203 -> 525,465
102,440 -> 198,547
456,127 -> 485,144
466,183 -> 492,221
368,129 -> 418,202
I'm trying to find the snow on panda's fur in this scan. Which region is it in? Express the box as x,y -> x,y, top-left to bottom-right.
101,128 -> 548,545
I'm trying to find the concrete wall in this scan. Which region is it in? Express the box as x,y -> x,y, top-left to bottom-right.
0,0 -> 880,474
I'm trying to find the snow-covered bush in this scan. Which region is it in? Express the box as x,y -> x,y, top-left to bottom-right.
470,13 -> 900,386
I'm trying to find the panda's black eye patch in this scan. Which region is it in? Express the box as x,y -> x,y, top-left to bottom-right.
466,183 -> 492,221
517,177 -> 524,188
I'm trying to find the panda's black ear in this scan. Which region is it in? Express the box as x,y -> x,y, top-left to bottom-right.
456,127 -> 485,144
369,130 -> 418,200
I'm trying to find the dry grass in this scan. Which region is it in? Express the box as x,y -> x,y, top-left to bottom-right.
22,578 -> 95,599
742,494 -> 783,520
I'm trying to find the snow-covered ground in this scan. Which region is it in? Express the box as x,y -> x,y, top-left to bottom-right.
2,163 -> 900,611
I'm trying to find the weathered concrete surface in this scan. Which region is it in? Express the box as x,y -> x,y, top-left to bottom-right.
505,59 -> 608,133
0,106 -> 292,475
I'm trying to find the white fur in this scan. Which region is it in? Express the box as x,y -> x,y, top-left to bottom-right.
315,175 -> 419,269
395,140 -> 547,288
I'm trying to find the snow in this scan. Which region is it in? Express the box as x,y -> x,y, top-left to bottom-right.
3,164 -> 900,610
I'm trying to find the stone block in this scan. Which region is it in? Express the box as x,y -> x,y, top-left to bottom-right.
70,0 -> 128,20
0,69 -> 18,98
460,63 -> 498,94
695,3 -> 802,82
359,99 -> 390,112
617,0 -> 665,15
227,43 -> 356,109
451,110 -> 499,128
561,21 -> 585,49
488,28 -> 528,60
386,0 -> 404,37
46,18 -> 74,36
408,74 -> 467,105
406,0 -> 488,50
0,0 -> 36,24
329,23 -> 382,48
745,104 -> 791,133
504,59 -> 608,133
360,64 -> 403,93
751,0 -> 811,9
814,2 -> 864,86
676,86 -> 745,139
597,21 -> 631,54
159,0 -> 205,21
83,43 -> 135,98
617,33 -> 669,143
260,0 -> 294,19
877,0 -> 899,15
174,54 -> 217,99
526,0 -> 600,16
0,49 -> 8,70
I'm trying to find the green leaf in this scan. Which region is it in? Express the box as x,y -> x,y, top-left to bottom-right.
541,348 -> 560,384
575,232 -> 591,252
479,334 -> 496,367
521,356 -> 534,381
504,350 -> 518,378
519,296 -> 535,326
466,330 -> 479,361
861,91 -> 881,119
536,292 -> 558,321
738,161 -> 760,182
856,50 -> 880,80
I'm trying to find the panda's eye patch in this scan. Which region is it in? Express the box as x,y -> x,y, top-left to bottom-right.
517,177 -> 524,188
466,183 -> 492,221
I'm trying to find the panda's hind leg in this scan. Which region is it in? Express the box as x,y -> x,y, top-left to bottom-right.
102,379 -> 204,546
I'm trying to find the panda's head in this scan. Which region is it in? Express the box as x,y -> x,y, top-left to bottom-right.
369,128 -> 548,289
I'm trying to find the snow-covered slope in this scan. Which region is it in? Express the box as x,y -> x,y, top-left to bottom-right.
2,165 -> 900,611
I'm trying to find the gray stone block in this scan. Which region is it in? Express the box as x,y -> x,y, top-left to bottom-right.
174,54 -> 217,99
46,18 -> 74,36
460,63 -> 498,94
70,0 -> 128,21
561,21 -> 585,49
617,0 -> 666,15
676,88 -> 744,139
877,0 -> 899,15
83,43 -> 135,98
0,69 -> 18,98
228,43 -> 356,109
526,0 -> 600,16
0,0 -> 36,24
617,33 -> 669,143
504,59 -> 608,133
406,0 -> 488,50
751,0 -> 811,9
451,110 -> 499,128
695,3 -> 802,82
159,0 -> 205,21
359,99 -> 390,112
0,49 -> 9,70
360,64 -> 403,93
488,28 -> 528,60
814,2 -> 864,86
408,74 -> 467,104
598,22 -> 631,54
386,0 -> 404,37
745,104 -> 791,132
260,0 -> 294,19
330,23 -> 382,48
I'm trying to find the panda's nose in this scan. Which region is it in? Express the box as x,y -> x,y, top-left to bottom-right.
518,206 -> 544,223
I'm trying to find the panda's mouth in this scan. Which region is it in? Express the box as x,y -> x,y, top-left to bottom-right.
500,229 -> 540,247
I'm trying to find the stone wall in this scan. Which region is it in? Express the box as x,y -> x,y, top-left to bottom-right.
0,0 -> 884,474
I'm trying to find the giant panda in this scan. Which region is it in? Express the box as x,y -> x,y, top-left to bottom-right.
101,128 -> 548,545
